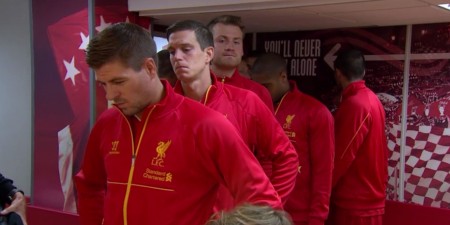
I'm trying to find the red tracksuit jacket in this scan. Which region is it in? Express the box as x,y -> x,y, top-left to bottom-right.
75,81 -> 282,225
215,68 -> 274,112
276,81 -> 335,225
332,80 -> 388,213
174,74 -> 298,209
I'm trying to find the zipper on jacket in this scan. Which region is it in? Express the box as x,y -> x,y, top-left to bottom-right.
274,92 -> 288,116
203,85 -> 213,106
121,105 -> 156,225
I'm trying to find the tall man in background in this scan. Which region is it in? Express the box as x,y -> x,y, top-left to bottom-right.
251,53 -> 335,225
166,20 -> 298,211
207,15 -> 274,111
328,49 -> 388,225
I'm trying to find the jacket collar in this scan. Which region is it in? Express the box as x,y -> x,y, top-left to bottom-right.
173,73 -> 224,106
288,80 -> 301,94
342,80 -> 366,99
275,80 -> 301,114
124,80 -> 184,120
215,68 -> 241,83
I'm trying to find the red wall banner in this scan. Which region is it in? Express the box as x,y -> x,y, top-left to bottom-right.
32,0 -> 150,212
33,0 -> 90,212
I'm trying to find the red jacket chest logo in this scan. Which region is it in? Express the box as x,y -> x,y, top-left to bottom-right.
151,140 -> 172,167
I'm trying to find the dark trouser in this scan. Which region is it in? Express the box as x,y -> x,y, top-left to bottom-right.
325,206 -> 384,225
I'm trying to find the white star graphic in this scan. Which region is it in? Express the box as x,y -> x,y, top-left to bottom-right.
96,16 -> 111,32
63,56 -> 80,86
79,32 -> 89,50
125,16 -> 130,23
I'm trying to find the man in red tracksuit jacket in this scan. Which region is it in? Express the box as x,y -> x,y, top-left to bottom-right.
75,22 -> 282,225
251,53 -> 335,225
207,15 -> 274,112
327,49 -> 388,225
165,20 -> 298,210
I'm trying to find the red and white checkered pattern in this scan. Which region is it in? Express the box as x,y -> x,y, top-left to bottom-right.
387,123 -> 450,208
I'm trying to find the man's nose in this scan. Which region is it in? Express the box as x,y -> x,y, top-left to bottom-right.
172,49 -> 183,60
104,84 -> 119,101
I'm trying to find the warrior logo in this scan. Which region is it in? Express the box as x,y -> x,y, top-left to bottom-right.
283,114 -> 295,129
151,140 -> 171,167
109,141 -> 120,154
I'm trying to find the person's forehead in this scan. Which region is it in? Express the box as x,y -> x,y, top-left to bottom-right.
212,24 -> 243,37
169,29 -> 195,39
95,60 -> 129,81
168,30 -> 199,46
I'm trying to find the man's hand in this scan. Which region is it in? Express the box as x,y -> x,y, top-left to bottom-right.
0,192 -> 28,225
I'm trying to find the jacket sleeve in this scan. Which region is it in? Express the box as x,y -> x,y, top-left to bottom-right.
258,86 -> 275,113
333,100 -> 370,187
74,123 -> 107,225
308,106 -> 334,224
196,114 -> 283,209
251,96 -> 299,204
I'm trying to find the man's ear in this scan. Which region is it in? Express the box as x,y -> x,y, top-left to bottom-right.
205,46 -> 214,65
334,68 -> 348,88
280,70 -> 288,81
334,68 -> 343,80
143,58 -> 157,77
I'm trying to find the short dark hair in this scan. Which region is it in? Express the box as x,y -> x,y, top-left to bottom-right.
157,49 -> 175,78
86,22 -> 157,71
166,20 -> 214,50
334,48 -> 366,80
246,49 -> 265,59
207,15 -> 245,32
250,52 -> 286,78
